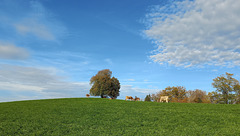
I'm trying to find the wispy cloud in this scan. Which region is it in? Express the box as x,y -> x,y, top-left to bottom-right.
125,79 -> 135,82
28,51 -> 94,80
144,0 -> 240,68
0,0 -> 66,42
104,58 -> 113,65
15,19 -> 55,41
0,64 -> 91,102
0,42 -> 29,60
0,64 -> 159,102
120,85 -> 159,99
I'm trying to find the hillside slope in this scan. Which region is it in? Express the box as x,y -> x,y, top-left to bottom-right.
0,98 -> 240,135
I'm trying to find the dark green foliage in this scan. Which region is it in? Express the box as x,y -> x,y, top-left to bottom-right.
107,77 -> 120,99
1,98 -> 240,135
90,69 -> 120,98
144,94 -> 151,101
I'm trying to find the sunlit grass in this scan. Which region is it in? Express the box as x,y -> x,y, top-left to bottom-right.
0,98 -> 240,135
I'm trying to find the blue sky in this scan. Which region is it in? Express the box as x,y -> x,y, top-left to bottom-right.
1,0 -> 240,102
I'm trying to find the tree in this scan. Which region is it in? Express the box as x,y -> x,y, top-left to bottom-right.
151,93 -> 159,102
151,89 -> 172,102
90,69 -> 120,98
188,89 -> 210,103
144,94 -> 151,101
151,91 -> 166,102
107,77 -> 120,99
151,86 -> 187,103
163,86 -> 187,102
208,91 -> 223,104
234,84 -> 240,104
212,72 -> 240,104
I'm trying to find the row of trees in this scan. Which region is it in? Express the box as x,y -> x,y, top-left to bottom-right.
89,69 -> 240,104
147,73 -> 240,104
149,87 -> 210,103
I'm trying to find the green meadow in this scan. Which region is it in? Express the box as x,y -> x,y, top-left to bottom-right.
0,98 -> 240,135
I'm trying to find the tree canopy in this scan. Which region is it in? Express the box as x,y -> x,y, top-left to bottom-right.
212,72 -> 240,104
151,86 -> 188,103
144,94 -> 151,101
149,73 -> 240,104
188,89 -> 210,103
90,69 -> 120,99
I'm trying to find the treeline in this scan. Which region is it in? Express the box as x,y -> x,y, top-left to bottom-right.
146,72 -> 240,104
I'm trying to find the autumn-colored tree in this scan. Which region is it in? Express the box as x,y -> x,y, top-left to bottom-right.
90,69 -> 120,99
235,84 -> 240,104
188,89 -> 210,103
208,91 -> 222,104
164,86 -> 187,102
212,72 -> 240,104
151,86 -> 187,102
151,93 -> 159,102
151,90 -> 168,102
151,89 -> 172,102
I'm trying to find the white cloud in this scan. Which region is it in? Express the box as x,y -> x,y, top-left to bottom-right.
16,1 -> 66,41
0,82 -> 44,92
15,19 -> 55,41
12,1 -> 55,40
121,85 -> 158,94
0,0 -> 66,42
124,79 -> 135,82
145,0 -> 240,68
104,58 -> 113,65
0,42 -> 29,60
0,64 -> 91,102
119,85 -> 159,100
0,64 -> 160,102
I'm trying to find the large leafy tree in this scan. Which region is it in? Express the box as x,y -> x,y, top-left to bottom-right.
208,91 -> 222,104
90,69 -> 120,98
188,89 -> 210,103
164,86 -> 187,102
151,86 -> 187,102
107,77 -> 120,98
212,72 -> 240,104
234,84 -> 240,104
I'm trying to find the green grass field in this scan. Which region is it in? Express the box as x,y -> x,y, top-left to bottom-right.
0,98 -> 240,135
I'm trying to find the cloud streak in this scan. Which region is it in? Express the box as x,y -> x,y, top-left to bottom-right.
0,0 -> 66,42
15,19 -> 55,41
119,85 -> 159,100
0,64 -> 91,102
0,64 -> 159,102
0,42 -> 29,60
145,0 -> 240,68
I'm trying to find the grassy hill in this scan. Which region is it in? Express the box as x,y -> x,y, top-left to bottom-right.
0,98 -> 240,135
